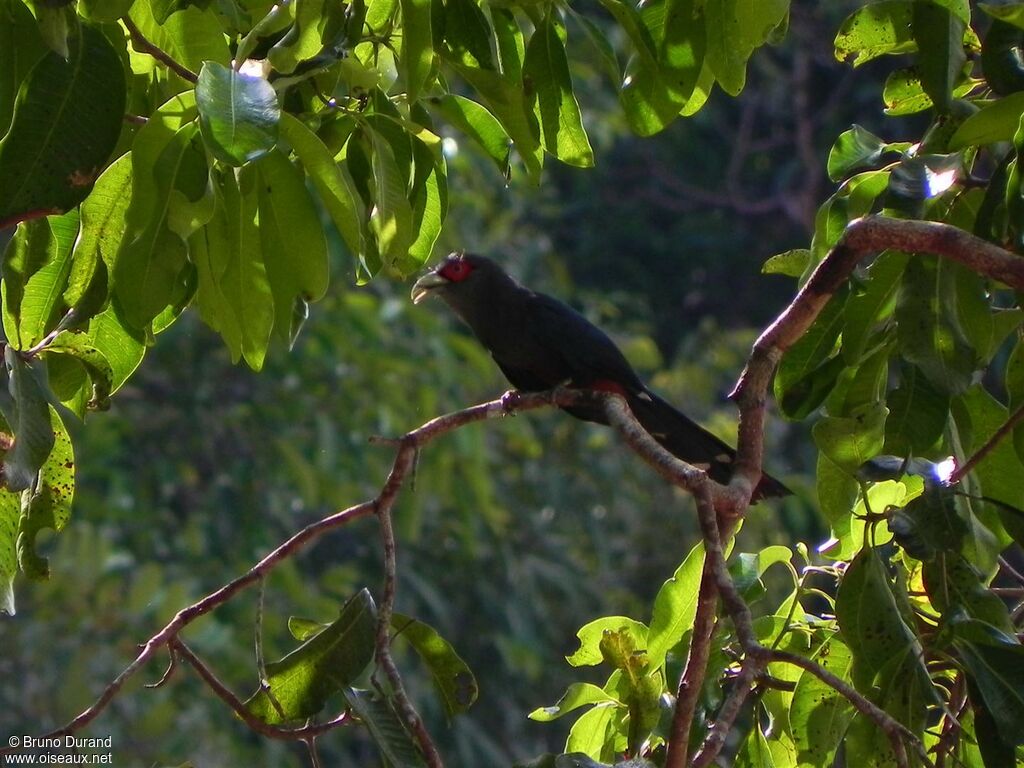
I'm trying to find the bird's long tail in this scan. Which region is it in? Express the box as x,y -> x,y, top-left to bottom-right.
624,391 -> 790,502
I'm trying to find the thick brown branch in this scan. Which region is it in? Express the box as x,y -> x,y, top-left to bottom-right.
731,215 -> 1024,497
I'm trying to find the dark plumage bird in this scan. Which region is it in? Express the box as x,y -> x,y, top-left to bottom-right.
412,253 -> 789,501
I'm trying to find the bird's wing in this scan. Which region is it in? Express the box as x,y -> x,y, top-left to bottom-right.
525,293 -> 647,392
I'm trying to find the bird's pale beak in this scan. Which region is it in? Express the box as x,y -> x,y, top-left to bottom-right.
411,271 -> 447,304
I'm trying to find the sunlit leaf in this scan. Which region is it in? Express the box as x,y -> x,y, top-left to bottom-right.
246,589 -> 377,724
196,62 -> 280,166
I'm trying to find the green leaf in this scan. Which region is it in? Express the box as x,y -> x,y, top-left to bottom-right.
2,211 -> 79,349
842,250 -> 908,363
950,91 -> 1024,148
761,248 -> 810,277
128,1 -> 230,74
954,385 -> 1024,549
442,0 -> 495,70
344,688 -> 428,767
895,255 -> 976,394
834,1 -> 917,66
923,553 -> 1015,632
78,0 -> 136,21
391,612 -> 478,717
65,153 -> 132,309
835,548 -> 931,699
196,62 -> 280,166
0,23 -> 125,227
0,0 -> 46,138
812,403 -> 887,474
246,589 -> 377,725
429,94 -> 510,176
85,305 -> 145,394
399,0 -> 432,101
1,350 -> 55,492
827,125 -> 889,182
113,117 -> 199,329
618,0 -> 706,136
566,617 -> 648,668
810,171 -> 891,263
646,542 -> 704,670
523,16 -> 593,167
817,452 -> 859,526
704,0 -> 788,95
980,0 -> 1024,30
279,113 -> 364,257
884,364 -> 949,456
775,287 -> 848,420
192,168 -> 274,370
405,135 -> 446,271
0,487 -> 19,614
267,0 -> 326,75
790,636 -> 856,766
565,703 -> 616,761
367,126 -> 415,269
41,331 -> 115,411
528,682 -> 620,722
951,619 -> 1024,746
253,148 -> 329,341
911,0 -> 966,112
15,407 -> 74,580
454,65 -> 544,182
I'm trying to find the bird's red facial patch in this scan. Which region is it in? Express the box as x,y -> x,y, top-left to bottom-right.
439,258 -> 475,283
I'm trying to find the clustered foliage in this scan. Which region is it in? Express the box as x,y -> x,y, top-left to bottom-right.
1,0 -> 1023,766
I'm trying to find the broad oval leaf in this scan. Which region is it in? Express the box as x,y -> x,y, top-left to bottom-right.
196,62 -> 280,166
0,24 -> 125,227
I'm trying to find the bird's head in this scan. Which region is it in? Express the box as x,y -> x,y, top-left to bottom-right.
411,252 -> 500,304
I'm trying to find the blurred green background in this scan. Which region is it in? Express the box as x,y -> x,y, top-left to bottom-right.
0,2 -> 908,764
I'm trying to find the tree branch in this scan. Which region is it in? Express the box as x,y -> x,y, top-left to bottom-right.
122,17 -> 198,83
950,400 -> 1024,484
5,388 -> 720,761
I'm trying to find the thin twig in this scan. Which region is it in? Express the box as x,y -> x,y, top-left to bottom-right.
6,389 -> 710,757
372,443 -> 443,767
122,17 -> 198,83
21,500 -> 375,745
950,400 -> 1024,484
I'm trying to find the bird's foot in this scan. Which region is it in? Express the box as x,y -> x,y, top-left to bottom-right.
500,389 -> 523,415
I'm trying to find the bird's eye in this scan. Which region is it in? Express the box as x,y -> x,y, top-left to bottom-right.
441,260 -> 473,282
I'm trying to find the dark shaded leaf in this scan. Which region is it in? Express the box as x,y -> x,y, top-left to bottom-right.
895,256 -> 976,394
911,1 -> 966,111
0,24 -> 125,227
952,619 -> 1024,746
344,688 -> 428,767
1,350 -> 55,492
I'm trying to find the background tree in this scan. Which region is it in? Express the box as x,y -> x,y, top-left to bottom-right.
0,0 -> 1023,766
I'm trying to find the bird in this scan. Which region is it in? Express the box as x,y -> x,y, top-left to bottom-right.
411,252 -> 789,501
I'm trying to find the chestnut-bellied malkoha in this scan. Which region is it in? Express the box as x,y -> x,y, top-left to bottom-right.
411,253 -> 789,501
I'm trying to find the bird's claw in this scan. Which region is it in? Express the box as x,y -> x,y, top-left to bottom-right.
500,390 -> 522,415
